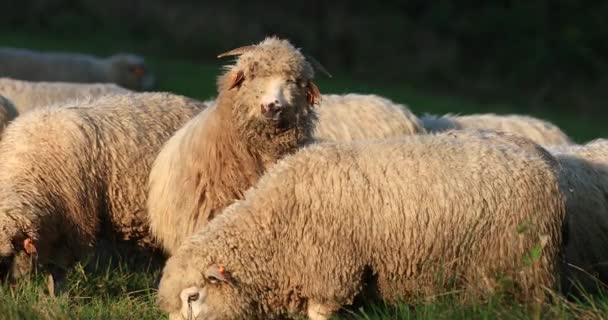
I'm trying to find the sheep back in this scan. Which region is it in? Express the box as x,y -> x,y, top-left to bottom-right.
0,77 -> 131,114
422,113 -> 572,145
313,93 -> 426,142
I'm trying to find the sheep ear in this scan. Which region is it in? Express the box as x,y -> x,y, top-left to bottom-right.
306,81 -> 321,106
205,264 -> 232,284
229,71 -> 245,90
23,238 -> 37,255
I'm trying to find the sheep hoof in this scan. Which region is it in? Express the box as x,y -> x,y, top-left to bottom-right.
307,302 -> 335,320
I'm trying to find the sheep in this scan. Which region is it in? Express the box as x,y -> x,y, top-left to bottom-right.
421,113 -> 573,145
0,95 -> 17,135
0,92 -> 206,281
157,133 -> 566,320
546,139 -> 608,295
312,93 -> 425,142
197,93 -> 425,143
147,36 -> 322,256
0,77 -> 131,114
0,47 -> 156,91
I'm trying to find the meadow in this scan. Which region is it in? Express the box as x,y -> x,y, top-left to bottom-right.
0,31 -> 607,319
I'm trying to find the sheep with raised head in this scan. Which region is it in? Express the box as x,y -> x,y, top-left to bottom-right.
0,77 -> 130,114
0,47 -> 156,91
421,113 -> 572,145
0,92 -> 205,281
147,36 -> 321,256
0,95 -> 17,134
158,133 -> 566,320
546,139 -> 608,295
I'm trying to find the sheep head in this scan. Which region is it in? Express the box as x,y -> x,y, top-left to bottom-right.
216,37 -> 327,155
159,259 -> 255,320
0,216 -> 39,282
107,53 -> 156,91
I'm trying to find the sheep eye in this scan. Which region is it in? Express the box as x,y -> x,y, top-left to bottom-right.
187,292 -> 200,302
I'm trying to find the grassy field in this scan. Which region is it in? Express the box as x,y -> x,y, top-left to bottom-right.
0,31 -> 607,319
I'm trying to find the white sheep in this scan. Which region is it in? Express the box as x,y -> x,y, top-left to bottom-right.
0,47 -> 155,91
546,139 -> 608,295
421,113 -> 573,145
0,92 -> 206,281
147,36 -> 320,255
158,133 -> 566,320
313,93 -> 425,142
0,77 -> 130,114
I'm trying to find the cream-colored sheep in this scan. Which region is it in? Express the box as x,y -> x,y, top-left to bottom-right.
158,133 -> 566,320
546,139 -> 608,295
313,93 -> 425,142
0,95 -> 17,135
421,113 -> 572,145
0,92 -> 205,280
0,47 -> 155,91
147,36 -> 320,255
0,77 -> 130,114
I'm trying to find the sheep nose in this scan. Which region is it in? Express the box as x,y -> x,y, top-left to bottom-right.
260,100 -> 283,120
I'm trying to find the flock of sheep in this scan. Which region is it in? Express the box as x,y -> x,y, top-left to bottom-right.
0,36 -> 605,320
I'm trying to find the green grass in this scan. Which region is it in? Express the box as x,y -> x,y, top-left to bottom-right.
0,30 -> 607,319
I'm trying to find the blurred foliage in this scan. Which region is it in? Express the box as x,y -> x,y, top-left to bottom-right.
0,0 -> 607,116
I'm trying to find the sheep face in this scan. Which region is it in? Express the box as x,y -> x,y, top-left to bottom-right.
0,221 -> 37,281
217,37 -> 320,151
230,70 -> 318,131
107,53 -> 156,91
161,264 -> 254,320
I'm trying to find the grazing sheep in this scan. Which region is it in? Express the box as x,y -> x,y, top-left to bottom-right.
158,133 -> 566,320
0,92 -> 205,280
421,113 -> 572,145
147,36 -> 321,255
0,95 -> 17,134
547,139 -> 608,295
197,93 -> 425,143
0,47 -> 156,91
0,77 -> 130,114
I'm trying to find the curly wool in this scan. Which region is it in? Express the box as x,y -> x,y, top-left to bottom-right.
0,92 -> 205,279
159,133 -> 566,320
147,36 -> 318,255
421,113 -> 572,145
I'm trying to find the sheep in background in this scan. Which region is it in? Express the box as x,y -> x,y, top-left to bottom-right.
147,36 -> 321,255
158,133 -> 566,320
0,92 -> 206,281
547,139 -> 608,295
0,47 -> 156,91
0,95 -> 17,135
313,93 -> 425,142
199,93 -> 425,143
0,77 -> 130,114
421,113 -> 572,145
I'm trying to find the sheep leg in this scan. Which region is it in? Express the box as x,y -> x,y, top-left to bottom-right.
307,301 -> 336,320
